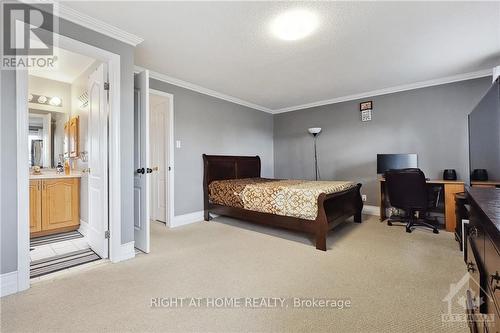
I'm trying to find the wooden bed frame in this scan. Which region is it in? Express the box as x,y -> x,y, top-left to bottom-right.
202,154 -> 363,251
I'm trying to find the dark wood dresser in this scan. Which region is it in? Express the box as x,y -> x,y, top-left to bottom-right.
466,187 -> 500,333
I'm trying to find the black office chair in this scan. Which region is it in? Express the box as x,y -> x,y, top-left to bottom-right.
384,168 -> 439,234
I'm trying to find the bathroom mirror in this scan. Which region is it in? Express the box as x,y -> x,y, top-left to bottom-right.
28,110 -> 69,168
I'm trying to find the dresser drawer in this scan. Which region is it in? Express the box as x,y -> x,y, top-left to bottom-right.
484,284 -> 500,333
469,206 -> 486,267
467,237 -> 484,307
485,234 -> 500,319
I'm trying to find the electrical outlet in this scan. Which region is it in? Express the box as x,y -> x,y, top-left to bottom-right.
362,194 -> 367,202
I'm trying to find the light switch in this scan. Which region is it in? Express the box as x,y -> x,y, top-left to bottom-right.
176,140 -> 181,148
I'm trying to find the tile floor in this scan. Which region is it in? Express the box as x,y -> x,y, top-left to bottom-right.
30,237 -> 90,262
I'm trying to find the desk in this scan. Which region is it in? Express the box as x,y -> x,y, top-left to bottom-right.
471,180 -> 500,188
378,178 -> 464,232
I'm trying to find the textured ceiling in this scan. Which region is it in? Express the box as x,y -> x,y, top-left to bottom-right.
62,1 -> 500,111
29,46 -> 95,83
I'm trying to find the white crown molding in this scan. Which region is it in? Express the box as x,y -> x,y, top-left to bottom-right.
273,69 -> 493,114
135,66 -> 273,114
57,3 -> 144,46
493,66 -> 500,82
135,66 -> 492,115
22,1 -> 143,46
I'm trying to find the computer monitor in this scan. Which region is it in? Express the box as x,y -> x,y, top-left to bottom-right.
377,154 -> 418,174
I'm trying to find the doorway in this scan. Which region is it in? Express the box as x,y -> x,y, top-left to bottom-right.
27,46 -> 108,278
16,32 -> 122,292
133,74 -> 174,254
149,91 -> 172,224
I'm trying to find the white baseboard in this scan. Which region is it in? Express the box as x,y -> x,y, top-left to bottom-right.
111,241 -> 135,263
78,219 -> 88,236
170,210 -> 204,228
0,271 -> 19,297
363,205 -> 380,216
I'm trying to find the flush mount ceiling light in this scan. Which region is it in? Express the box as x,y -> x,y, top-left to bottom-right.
271,9 -> 319,41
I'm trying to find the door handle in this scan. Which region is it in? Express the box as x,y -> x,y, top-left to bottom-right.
136,168 -> 145,174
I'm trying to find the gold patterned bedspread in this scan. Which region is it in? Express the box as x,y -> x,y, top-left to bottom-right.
208,178 -> 276,208
209,178 -> 356,220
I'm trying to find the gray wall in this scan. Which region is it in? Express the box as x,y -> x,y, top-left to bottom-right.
0,14 -> 135,274
273,77 -> 492,206
1,70 -> 19,274
150,79 -> 274,216
469,81 -> 500,180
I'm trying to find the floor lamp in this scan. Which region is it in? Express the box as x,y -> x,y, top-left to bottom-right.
308,127 -> 322,180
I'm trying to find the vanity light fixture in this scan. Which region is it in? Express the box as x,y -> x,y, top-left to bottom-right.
37,95 -> 47,104
271,9 -> 319,41
49,96 -> 62,106
29,94 -> 63,107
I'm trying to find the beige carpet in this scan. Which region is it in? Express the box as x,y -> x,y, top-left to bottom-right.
1,215 -> 468,333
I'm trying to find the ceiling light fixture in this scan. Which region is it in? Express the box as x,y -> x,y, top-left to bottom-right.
271,9 -> 319,41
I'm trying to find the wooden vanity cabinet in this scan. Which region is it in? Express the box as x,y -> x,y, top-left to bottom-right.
29,180 -> 42,233
29,178 -> 80,237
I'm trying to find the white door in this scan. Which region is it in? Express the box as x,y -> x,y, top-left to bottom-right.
134,70 -> 150,253
149,94 -> 168,222
87,64 -> 109,258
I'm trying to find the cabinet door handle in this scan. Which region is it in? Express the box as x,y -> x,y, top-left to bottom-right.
469,226 -> 478,238
491,272 -> 500,291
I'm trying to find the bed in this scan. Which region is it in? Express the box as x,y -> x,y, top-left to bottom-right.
203,154 -> 363,251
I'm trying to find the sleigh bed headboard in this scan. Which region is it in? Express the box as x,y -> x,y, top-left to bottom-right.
202,154 -> 261,187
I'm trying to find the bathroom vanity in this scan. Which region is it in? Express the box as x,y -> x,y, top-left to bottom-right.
29,172 -> 81,237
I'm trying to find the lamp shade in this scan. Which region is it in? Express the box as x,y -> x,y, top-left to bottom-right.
308,127 -> 322,135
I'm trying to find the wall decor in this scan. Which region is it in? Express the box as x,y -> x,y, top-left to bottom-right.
360,101 -> 373,111
360,101 -> 373,122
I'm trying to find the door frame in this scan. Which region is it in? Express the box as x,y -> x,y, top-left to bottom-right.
16,32 -> 122,293
149,89 -> 175,227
